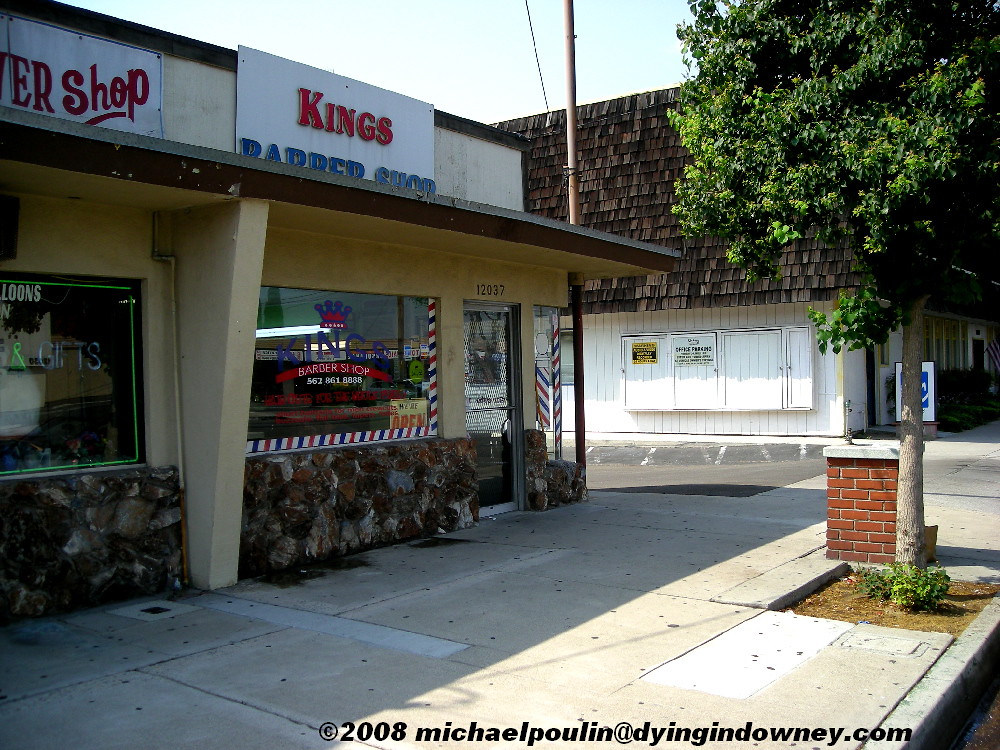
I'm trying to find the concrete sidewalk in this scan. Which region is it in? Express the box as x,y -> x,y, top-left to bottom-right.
1,425 -> 997,750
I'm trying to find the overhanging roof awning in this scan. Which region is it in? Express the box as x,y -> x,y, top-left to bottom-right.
0,110 -> 678,279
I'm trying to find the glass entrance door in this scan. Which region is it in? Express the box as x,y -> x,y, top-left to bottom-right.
463,303 -> 521,514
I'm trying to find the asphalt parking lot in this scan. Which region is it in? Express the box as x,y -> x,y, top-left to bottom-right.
582,441 -> 830,496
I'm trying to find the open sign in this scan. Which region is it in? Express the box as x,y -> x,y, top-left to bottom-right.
390,399 -> 428,429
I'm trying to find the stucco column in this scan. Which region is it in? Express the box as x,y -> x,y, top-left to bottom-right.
168,200 -> 269,589
438,296 -> 467,438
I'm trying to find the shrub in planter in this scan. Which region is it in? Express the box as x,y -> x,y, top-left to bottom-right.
856,563 -> 951,611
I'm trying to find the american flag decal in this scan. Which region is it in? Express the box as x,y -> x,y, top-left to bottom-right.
987,337 -> 1000,373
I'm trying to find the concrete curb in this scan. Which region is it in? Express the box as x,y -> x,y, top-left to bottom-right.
711,548 -> 850,611
863,595 -> 1000,750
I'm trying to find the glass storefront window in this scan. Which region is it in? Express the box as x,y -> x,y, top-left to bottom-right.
559,329 -> 575,385
249,287 -> 434,449
0,273 -> 144,474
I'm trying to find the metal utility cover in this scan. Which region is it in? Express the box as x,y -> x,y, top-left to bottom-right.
642,611 -> 853,698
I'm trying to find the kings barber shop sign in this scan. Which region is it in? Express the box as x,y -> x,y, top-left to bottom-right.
0,14 -> 163,137
236,47 -> 435,192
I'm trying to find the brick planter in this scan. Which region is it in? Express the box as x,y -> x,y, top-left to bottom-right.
823,443 -> 899,564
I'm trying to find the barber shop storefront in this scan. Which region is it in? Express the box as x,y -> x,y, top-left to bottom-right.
0,1 -> 676,619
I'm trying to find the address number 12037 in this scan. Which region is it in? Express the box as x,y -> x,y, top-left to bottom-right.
477,283 -> 505,297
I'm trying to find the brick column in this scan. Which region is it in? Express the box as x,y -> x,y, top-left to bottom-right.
822,444 -> 900,564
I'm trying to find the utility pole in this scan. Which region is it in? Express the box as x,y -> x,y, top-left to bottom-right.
563,0 -> 586,467
564,0 -> 581,227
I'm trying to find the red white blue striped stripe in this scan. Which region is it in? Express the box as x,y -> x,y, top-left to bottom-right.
551,310 -> 562,457
535,363 -> 551,429
428,298 -> 438,434
247,427 -> 430,454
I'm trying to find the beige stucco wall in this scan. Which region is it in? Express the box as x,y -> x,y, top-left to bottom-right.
260,226 -> 566,437
2,195 -> 274,589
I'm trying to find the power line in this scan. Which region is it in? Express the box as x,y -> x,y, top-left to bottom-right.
524,0 -> 550,112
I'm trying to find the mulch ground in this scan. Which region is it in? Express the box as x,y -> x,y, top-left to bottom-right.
789,575 -> 1000,637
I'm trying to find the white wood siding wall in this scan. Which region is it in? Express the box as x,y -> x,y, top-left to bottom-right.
566,303 -> 842,436
722,330 -> 783,408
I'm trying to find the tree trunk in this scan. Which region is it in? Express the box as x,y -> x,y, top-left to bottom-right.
896,296 -> 929,568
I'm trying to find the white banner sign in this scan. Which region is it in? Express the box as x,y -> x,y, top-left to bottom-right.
672,334 -> 717,367
0,14 -> 163,137
236,47 -> 435,191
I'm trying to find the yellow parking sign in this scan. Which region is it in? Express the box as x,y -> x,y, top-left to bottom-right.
631,341 -> 658,365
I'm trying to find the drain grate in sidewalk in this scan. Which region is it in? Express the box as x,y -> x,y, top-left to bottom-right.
108,600 -> 200,622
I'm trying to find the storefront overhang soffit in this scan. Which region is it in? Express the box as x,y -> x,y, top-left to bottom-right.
0,111 -> 678,280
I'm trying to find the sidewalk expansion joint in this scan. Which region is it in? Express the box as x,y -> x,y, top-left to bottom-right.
137,667 -> 324,735
194,593 -> 469,658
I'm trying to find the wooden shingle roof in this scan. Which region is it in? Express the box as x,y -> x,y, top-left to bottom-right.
495,88 -> 861,314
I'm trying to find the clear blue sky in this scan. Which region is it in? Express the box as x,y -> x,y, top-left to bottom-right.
62,0 -> 694,124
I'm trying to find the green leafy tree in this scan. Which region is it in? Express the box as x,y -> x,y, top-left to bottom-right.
671,0 -> 1000,566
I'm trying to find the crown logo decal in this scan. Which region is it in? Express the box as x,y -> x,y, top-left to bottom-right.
315,300 -> 351,329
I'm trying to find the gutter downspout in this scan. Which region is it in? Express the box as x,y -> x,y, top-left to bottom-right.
563,0 -> 586,468
570,274 -> 586,466
152,212 -> 189,588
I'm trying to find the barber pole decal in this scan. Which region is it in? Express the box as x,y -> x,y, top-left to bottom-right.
535,363 -> 551,429
428,299 -> 438,434
551,311 -> 562,458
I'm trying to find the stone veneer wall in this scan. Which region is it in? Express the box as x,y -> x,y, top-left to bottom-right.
242,432 -> 586,576
524,429 -> 588,510
0,466 -> 183,621
0,432 -> 588,619
241,437 -> 478,576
